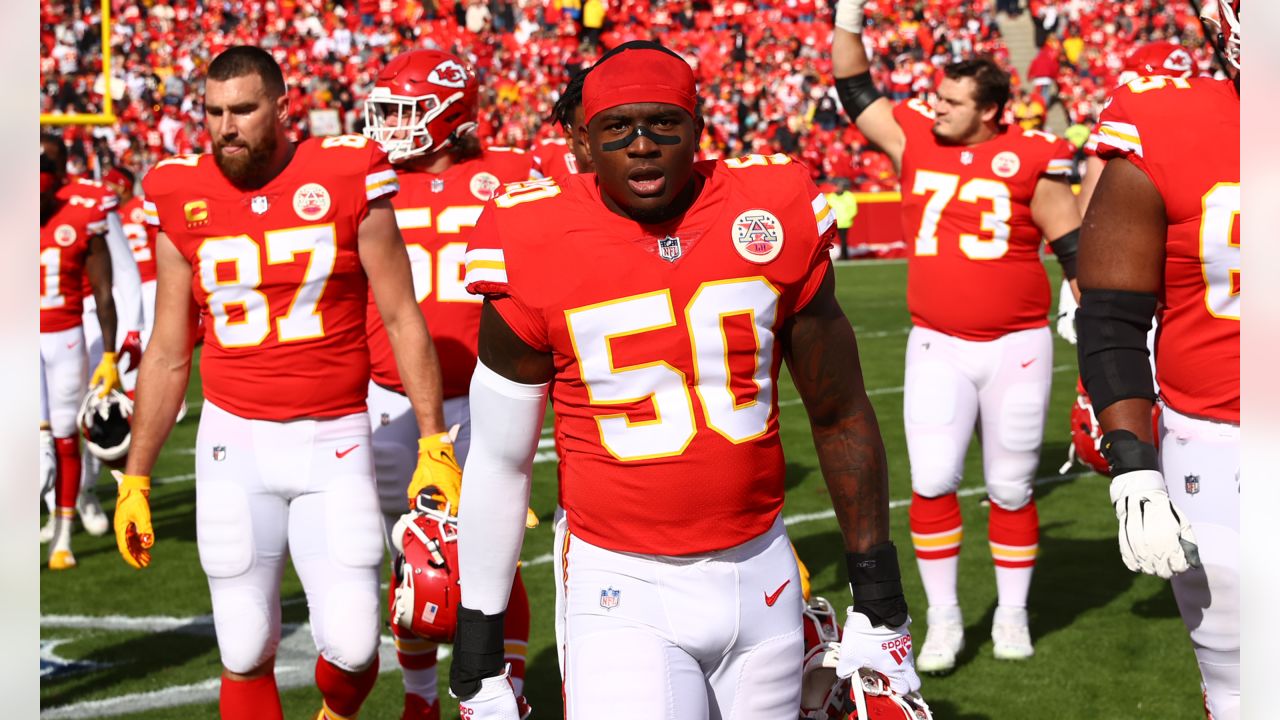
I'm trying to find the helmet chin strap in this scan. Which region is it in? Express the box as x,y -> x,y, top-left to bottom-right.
601,125 -> 682,152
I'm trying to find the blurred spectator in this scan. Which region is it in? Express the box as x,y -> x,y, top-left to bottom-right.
824,177 -> 858,260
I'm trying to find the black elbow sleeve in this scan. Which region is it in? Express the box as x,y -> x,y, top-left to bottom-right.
1049,228 -> 1080,280
834,71 -> 885,123
1075,289 -> 1157,414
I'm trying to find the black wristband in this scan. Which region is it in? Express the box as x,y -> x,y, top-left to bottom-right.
1100,429 -> 1160,475
448,606 -> 506,701
834,71 -> 885,122
1048,228 -> 1080,280
846,541 -> 909,627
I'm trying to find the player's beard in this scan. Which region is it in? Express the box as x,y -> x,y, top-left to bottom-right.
214,134 -> 278,188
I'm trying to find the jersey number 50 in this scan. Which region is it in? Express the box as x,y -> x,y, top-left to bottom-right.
566,278 -> 779,461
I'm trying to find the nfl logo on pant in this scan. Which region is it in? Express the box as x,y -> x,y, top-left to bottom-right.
1185,474 -> 1200,495
599,587 -> 621,610
212,445 -> 226,462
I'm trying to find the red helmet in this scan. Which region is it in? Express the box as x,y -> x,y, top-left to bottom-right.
1065,377 -> 1163,477
800,597 -> 848,720
1118,42 -> 1195,85
389,504 -> 461,643
1202,0 -> 1241,72
846,670 -> 934,720
363,49 -> 480,163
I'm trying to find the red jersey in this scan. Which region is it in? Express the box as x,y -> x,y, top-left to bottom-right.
41,199 -> 108,332
896,99 -> 1077,340
1095,77 -> 1239,423
531,137 -> 581,179
119,196 -> 157,283
465,155 -> 835,555
142,135 -> 399,421
366,147 -> 535,398
59,179 -> 121,300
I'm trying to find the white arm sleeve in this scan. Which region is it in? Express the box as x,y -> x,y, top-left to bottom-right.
457,359 -> 550,615
105,211 -> 144,340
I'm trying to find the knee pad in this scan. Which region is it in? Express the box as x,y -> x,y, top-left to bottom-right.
197,483 -> 255,579
212,586 -> 280,674
984,458 -> 1036,511
908,434 -> 964,498
327,479 -> 386,570
996,383 -> 1048,454
372,440 -> 414,518
317,581 -> 381,672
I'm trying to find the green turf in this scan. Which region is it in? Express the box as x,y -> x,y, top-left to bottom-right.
40,260 -> 1203,719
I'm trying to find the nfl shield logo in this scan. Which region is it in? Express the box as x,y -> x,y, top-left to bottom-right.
212,445 -> 226,462
1185,474 -> 1200,495
599,587 -> 621,610
960,151 -> 975,166
380,413 -> 391,426
431,179 -> 445,193
658,235 -> 682,262
251,196 -> 269,214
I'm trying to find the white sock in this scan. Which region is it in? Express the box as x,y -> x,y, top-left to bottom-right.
916,556 -> 960,609
994,565 -> 1033,610
401,665 -> 438,704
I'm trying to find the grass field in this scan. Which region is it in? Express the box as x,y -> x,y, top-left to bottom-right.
39,259 -> 1204,719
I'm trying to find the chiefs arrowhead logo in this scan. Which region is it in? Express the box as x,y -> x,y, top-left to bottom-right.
429,60 -> 468,89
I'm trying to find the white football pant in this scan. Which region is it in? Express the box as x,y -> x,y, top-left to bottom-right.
195,401 -> 383,674
40,327 -> 88,438
1160,405 -> 1239,720
903,325 -> 1053,510
366,381 -> 470,548
559,515 -> 804,719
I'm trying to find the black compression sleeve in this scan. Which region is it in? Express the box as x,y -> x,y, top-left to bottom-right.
834,71 -> 885,122
1049,228 -> 1080,280
1076,288 -> 1157,414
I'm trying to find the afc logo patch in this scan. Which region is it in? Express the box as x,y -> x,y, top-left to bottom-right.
294,183 -> 332,221
991,151 -> 1021,178
470,172 -> 501,201
599,587 -> 621,610
429,59 -> 469,89
732,209 -> 784,264
1185,474 -> 1200,495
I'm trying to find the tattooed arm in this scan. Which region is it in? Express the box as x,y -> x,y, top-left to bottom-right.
781,265 -> 890,554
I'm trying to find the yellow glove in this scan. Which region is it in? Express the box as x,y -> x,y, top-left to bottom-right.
408,431 -> 463,513
792,543 -> 812,602
526,508 -> 540,529
90,352 -> 120,399
112,471 -> 154,569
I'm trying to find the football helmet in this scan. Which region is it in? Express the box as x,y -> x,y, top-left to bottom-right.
801,597 -> 848,719
389,501 -> 461,643
1201,0 -> 1241,72
846,670 -> 934,720
364,49 -> 480,163
1117,42 -> 1195,86
78,389 -> 132,466
1062,378 -> 1162,477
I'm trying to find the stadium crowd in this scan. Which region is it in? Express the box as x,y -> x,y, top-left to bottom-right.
42,0 -> 1206,192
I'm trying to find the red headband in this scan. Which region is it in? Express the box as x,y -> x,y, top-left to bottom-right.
582,48 -> 697,126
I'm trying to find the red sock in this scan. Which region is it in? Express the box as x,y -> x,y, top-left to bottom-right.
504,568 -> 531,687
909,492 -> 963,560
988,500 -> 1039,569
392,620 -> 439,672
316,655 -> 379,718
54,436 -> 81,511
219,672 -> 283,720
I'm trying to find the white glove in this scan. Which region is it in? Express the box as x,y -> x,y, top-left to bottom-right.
1110,469 -> 1201,579
454,670 -> 525,720
835,0 -> 868,32
836,609 -> 921,695
1055,278 -> 1078,345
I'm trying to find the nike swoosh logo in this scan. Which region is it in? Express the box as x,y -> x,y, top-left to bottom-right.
66,341 -> 78,349
764,580 -> 790,607
1020,358 -> 1037,368
335,445 -> 359,459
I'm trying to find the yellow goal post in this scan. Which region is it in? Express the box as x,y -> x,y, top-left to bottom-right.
40,0 -> 116,126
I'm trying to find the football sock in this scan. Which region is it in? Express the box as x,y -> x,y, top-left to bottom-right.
219,672 -> 283,720
80,447 -> 101,492
54,436 -> 81,511
316,654 -> 379,718
989,500 -> 1039,609
505,568 -> 531,696
910,492 -> 963,609
392,622 -> 439,703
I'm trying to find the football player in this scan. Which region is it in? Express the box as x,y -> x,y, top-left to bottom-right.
1077,2 -> 1240,717
361,48 -> 538,720
39,149 -> 118,569
451,41 -> 921,718
40,136 -> 145,541
834,1 -> 1083,672
120,46 -> 459,720
533,67 -> 593,179
104,165 -> 158,352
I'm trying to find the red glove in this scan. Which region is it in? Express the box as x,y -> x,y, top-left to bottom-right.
118,330 -> 143,373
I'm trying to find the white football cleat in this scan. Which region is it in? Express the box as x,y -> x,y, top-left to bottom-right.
915,605 -> 964,674
77,488 -> 110,537
992,606 -> 1035,660
39,513 -> 56,544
